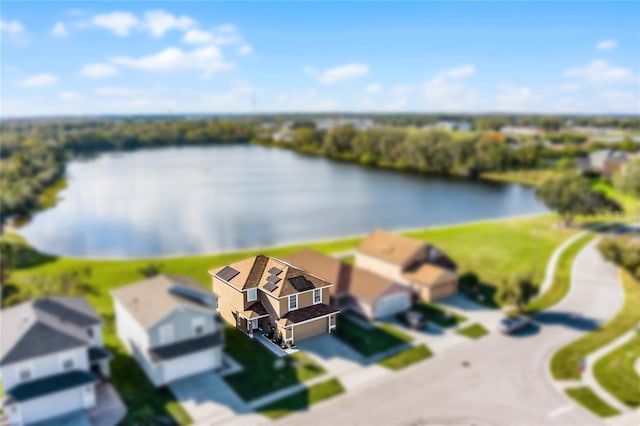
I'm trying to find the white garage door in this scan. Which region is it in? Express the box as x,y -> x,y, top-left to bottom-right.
21,386 -> 86,424
375,292 -> 411,319
162,348 -> 222,384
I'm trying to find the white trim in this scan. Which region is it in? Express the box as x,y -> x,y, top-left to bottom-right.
286,311 -> 338,328
313,288 -> 322,305
288,294 -> 298,311
247,288 -> 258,302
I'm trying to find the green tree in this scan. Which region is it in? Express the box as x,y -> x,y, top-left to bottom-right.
535,173 -> 623,226
614,159 -> 640,198
497,274 -> 539,313
598,236 -> 640,279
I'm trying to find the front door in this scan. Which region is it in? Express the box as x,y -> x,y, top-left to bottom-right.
82,384 -> 96,408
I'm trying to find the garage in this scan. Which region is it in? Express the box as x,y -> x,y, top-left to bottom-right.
20,386 -> 88,425
374,291 -> 412,319
293,317 -> 329,343
161,347 -> 222,384
423,280 -> 458,301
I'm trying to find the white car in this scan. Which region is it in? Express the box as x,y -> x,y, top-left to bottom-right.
499,316 -> 532,334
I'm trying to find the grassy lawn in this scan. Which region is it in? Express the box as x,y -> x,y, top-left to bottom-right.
527,233 -> 595,313
256,378 -> 345,420
223,328 -> 326,401
481,169 -> 557,186
552,271 -> 640,380
333,316 -> 412,357
565,387 -> 620,417
378,344 -> 433,370
456,323 -> 489,339
594,336 -> 640,408
405,214 -> 578,305
412,302 -> 467,327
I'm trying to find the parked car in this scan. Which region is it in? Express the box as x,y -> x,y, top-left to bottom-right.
396,310 -> 427,329
499,316 -> 532,334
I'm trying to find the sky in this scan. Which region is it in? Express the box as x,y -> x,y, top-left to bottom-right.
1,1 -> 639,117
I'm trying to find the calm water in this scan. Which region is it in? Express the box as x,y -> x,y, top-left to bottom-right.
17,145 -> 547,258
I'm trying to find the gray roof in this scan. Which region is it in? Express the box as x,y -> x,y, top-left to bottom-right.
111,274 -> 217,329
0,297 -> 101,366
589,149 -> 629,169
148,331 -> 223,362
4,370 -> 98,403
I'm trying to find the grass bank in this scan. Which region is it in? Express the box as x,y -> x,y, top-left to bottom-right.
551,271 -> 640,380
378,344 -> 433,370
334,316 -> 412,357
456,323 -> 489,339
565,387 -> 620,417
256,378 -> 345,420
593,335 -> 640,408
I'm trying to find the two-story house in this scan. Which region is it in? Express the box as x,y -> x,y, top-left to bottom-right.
355,230 -> 458,301
111,274 -> 224,387
0,297 -> 111,426
210,255 -> 339,345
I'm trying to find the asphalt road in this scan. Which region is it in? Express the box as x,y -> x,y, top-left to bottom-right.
278,239 -> 625,426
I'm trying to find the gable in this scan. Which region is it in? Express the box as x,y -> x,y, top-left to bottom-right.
0,323 -> 87,366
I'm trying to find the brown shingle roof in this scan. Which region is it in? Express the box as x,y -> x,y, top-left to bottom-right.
277,304 -> 339,326
240,302 -> 269,319
402,264 -> 457,287
357,230 -> 426,265
210,255 -> 333,298
110,274 -> 216,329
284,249 -> 412,303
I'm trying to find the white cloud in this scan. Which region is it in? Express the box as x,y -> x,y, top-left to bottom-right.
142,10 -> 194,37
20,73 -> 59,88
238,44 -> 252,55
91,12 -> 139,36
182,25 -> 244,46
565,59 -> 634,84
1,18 -> 27,43
559,82 -> 580,92
95,87 -> 141,97
182,29 -> 213,44
58,91 -> 83,101
305,63 -> 369,84
366,83 -> 382,94
423,64 -> 477,107
494,83 -> 542,111
110,45 -> 234,77
81,63 -> 118,78
596,39 -> 617,50
51,22 -> 68,37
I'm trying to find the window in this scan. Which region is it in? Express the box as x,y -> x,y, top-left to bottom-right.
313,288 -> 322,304
192,317 -> 206,336
62,356 -> 74,371
159,324 -> 174,344
252,319 -> 258,329
247,288 -> 258,302
288,294 -> 298,310
18,364 -> 32,382
87,328 -> 94,338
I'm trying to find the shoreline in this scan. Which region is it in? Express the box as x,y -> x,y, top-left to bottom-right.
10,211 -> 550,262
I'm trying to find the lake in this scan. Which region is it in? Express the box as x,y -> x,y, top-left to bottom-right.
16,145 -> 547,258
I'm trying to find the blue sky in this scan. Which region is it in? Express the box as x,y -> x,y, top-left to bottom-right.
1,1 -> 639,117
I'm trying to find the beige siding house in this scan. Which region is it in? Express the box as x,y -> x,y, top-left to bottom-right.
355,230 -> 458,302
210,255 -> 339,345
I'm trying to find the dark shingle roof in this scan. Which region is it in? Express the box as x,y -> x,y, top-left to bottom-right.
148,332 -> 223,362
278,304 -> 339,326
1,297 -> 100,366
5,370 -> 98,403
88,346 -> 112,363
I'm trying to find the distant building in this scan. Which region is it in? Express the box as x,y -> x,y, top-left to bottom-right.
578,149 -> 630,176
0,298 -> 113,426
422,120 -> 472,132
111,274 -> 224,387
315,118 -> 376,131
499,126 -> 540,136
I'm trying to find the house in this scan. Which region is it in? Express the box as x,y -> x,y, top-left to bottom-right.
578,149 -> 630,176
210,255 -> 339,345
0,297 -> 111,426
355,230 -> 458,301
110,274 -> 224,387
284,249 -> 413,320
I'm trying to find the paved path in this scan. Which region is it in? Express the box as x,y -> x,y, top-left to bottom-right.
273,238 -> 625,425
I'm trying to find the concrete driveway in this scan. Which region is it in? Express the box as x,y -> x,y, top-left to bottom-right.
31,411 -> 91,426
169,372 -> 259,425
87,383 -> 127,426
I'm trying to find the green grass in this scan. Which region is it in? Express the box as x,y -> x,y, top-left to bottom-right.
481,169 -> 557,186
256,378 -> 345,420
378,344 -> 433,370
565,387 -> 620,417
594,336 -> 640,408
527,233 -> 596,313
223,328 -> 326,401
412,302 -> 467,327
38,176 -> 67,210
333,316 -> 411,357
456,323 -> 489,339
552,271 -> 640,380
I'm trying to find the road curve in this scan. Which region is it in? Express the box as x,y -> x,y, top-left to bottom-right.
277,238 -> 625,426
